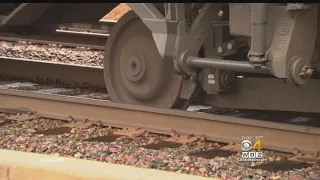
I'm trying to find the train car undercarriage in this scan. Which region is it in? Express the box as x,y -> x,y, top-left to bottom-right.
2,3 -> 320,113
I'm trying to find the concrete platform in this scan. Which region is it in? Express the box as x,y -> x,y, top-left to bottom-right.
0,149 -> 219,180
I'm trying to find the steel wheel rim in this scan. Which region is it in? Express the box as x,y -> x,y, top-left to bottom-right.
104,11 -> 184,108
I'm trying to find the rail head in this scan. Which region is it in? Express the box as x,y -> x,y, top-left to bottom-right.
0,88 -> 320,155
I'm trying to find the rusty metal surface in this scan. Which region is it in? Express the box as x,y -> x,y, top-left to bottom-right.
0,89 -> 319,155
6,114 -> 37,121
62,122 -> 93,129
165,136 -> 199,144
0,56 -> 105,88
113,128 -> 146,137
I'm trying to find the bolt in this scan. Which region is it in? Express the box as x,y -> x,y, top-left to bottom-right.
298,65 -> 314,78
67,115 -> 73,123
217,47 -> 223,54
134,127 -> 141,131
227,43 -> 234,50
314,151 -> 320,158
199,134 -> 206,141
292,147 -> 299,155
84,118 -> 88,123
170,129 -> 177,137
306,68 -> 314,75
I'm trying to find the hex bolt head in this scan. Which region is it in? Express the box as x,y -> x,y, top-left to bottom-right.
227,43 -> 233,50
217,47 -> 223,54
306,68 -> 314,75
298,65 -> 314,78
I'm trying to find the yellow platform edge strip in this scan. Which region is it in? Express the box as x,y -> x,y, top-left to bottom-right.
0,149 -> 220,180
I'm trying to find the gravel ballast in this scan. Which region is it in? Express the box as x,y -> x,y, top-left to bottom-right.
0,117 -> 319,180
0,41 -> 104,67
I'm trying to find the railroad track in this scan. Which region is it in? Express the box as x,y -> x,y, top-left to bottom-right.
0,56 -> 105,88
0,76 -> 320,179
0,54 -> 320,179
0,20 -> 116,50
0,11 -> 318,180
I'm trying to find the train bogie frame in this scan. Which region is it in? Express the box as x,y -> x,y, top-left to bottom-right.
1,3 -> 320,113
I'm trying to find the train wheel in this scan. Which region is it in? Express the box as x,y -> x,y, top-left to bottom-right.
104,11 -> 185,108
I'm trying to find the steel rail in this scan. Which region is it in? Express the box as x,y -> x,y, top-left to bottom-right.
0,56 -> 105,88
55,29 -> 109,37
100,19 -> 118,23
58,19 -> 117,33
0,88 -> 319,155
0,21 -> 116,50
0,20 -> 228,50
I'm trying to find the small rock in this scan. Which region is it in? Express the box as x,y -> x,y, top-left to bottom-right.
183,156 -> 191,162
209,159 -> 218,166
272,176 -> 281,180
217,157 -> 226,161
199,167 -> 207,173
74,153 -> 82,159
268,157 -> 275,162
26,147 -> 35,152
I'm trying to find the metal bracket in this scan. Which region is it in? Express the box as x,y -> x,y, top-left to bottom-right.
129,4 -> 219,101
289,153 -> 320,163
128,3 -> 218,75
179,76 -> 198,99
267,4 -> 318,85
175,4 -> 217,75
165,135 -> 199,144
6,114 -> 37,122
202,69 -> 236,94
127,3 -> 168,60
62,121 -> 93,129
113,127 -> 146,137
